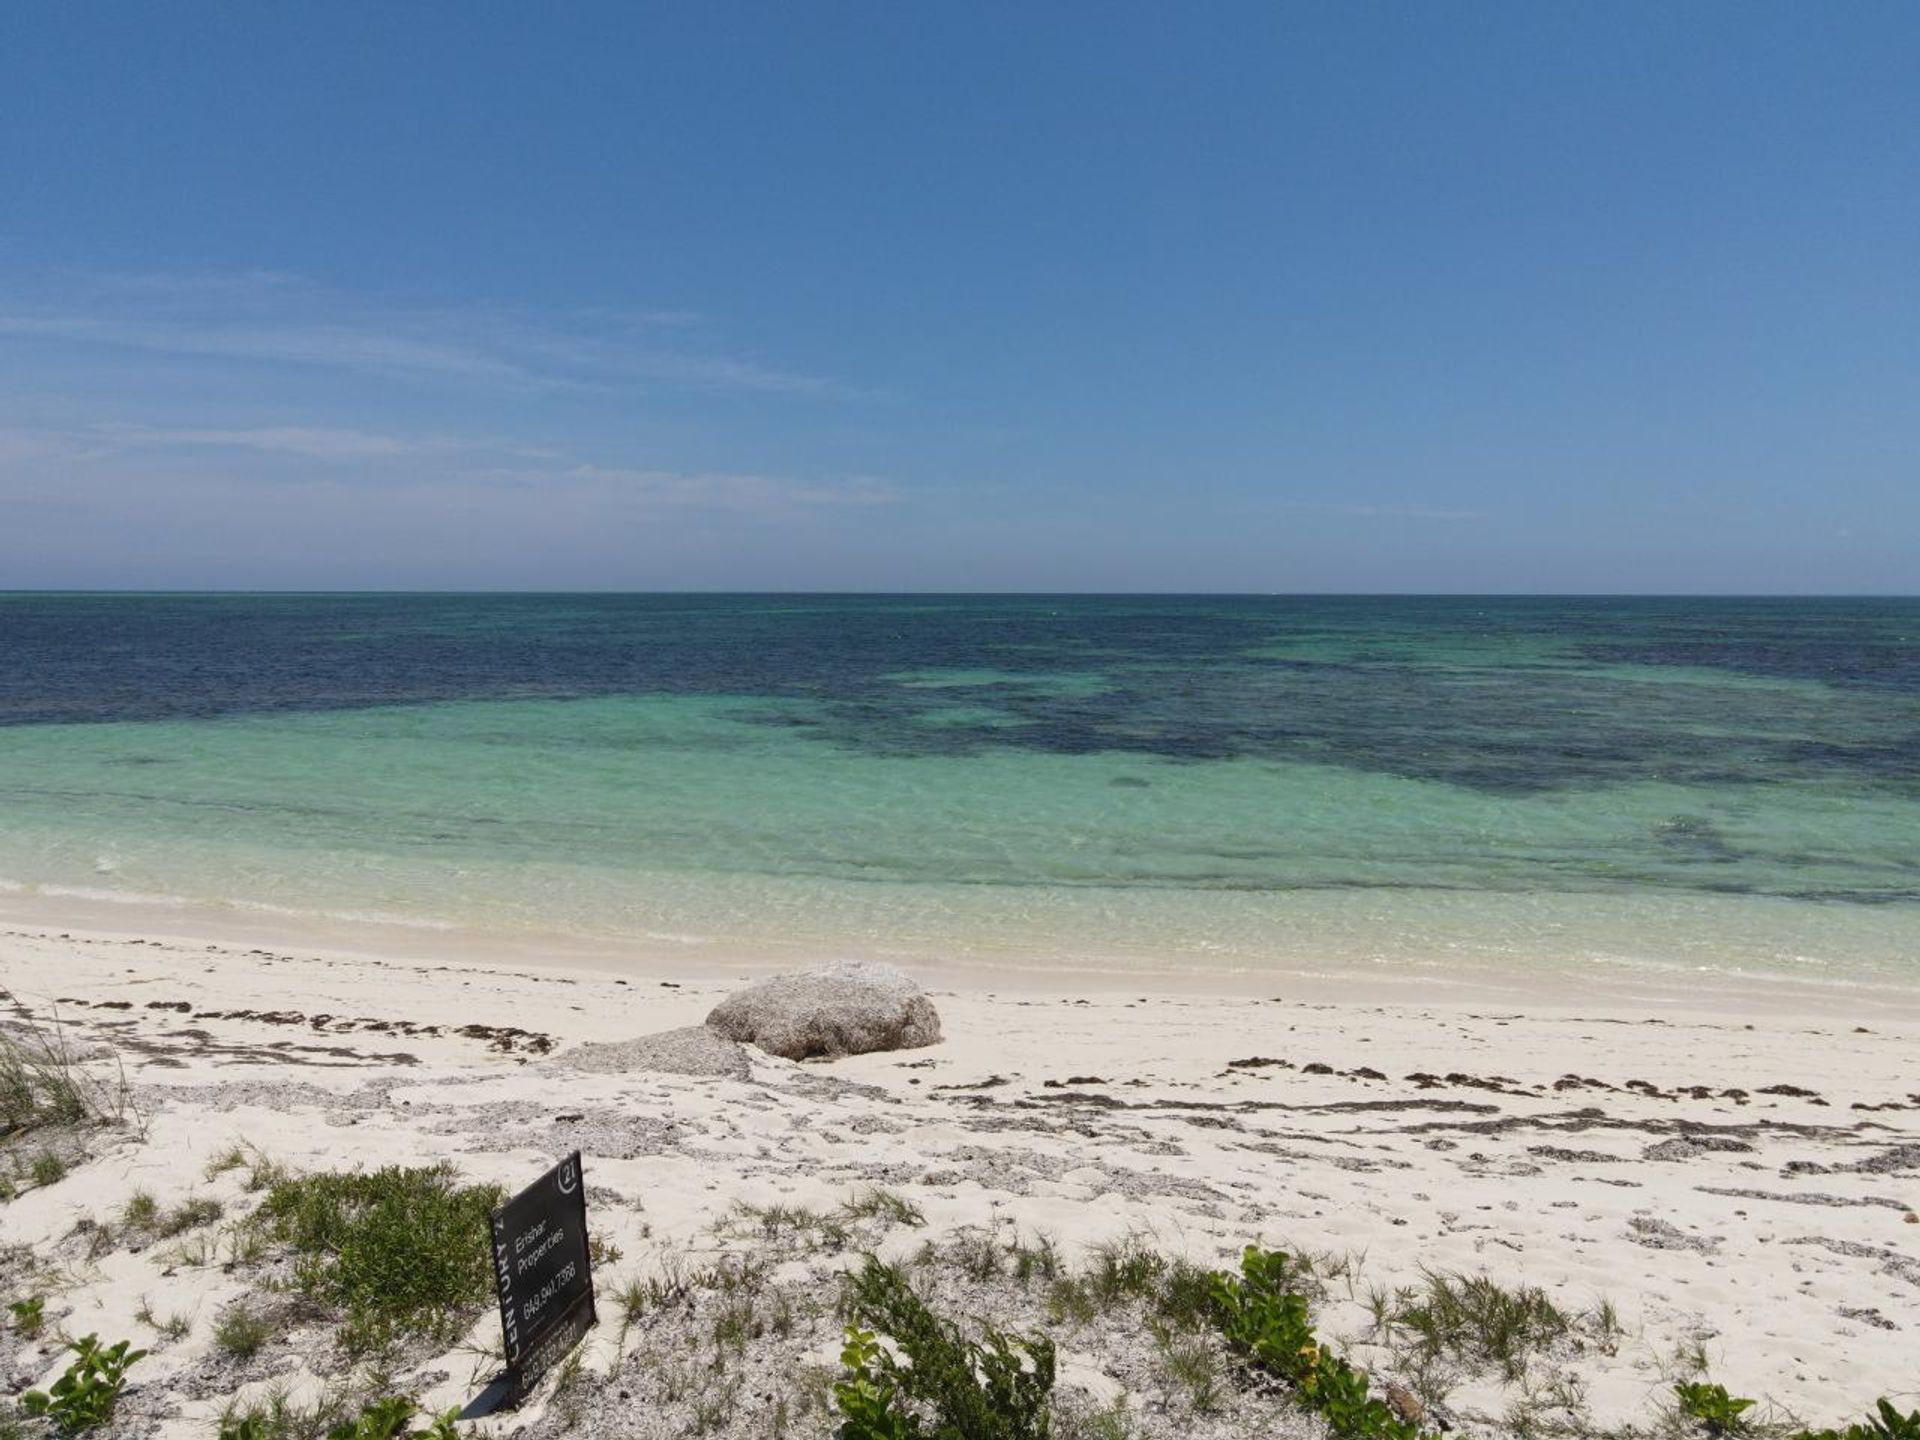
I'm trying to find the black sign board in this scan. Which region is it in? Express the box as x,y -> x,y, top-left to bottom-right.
490,1150 -> 597,1393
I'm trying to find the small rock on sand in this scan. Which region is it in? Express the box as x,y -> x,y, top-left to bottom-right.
706,961 -> 942,1060
560,1026 -> 752,1080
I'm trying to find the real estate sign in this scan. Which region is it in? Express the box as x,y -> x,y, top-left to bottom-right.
490,1150 -> 597,1393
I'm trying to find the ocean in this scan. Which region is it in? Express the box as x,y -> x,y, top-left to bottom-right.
1,593 -> 1915,993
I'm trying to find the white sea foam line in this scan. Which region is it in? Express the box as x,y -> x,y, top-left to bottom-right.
226,897 -> 459,931
39,883 -> 191,908
5,882 -> 458,932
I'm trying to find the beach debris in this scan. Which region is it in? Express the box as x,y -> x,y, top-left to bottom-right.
1838,1305 -> 1901,1330
1643,1136 -> 1754,1162
1527,1145 -> 1624,1163
706,960 -> 942,1060
1849,1143 -> 1920,1174
1384,1381 -> 1426,1425
1626,1215 -> 1722,1253
558,1026 -> 752,1080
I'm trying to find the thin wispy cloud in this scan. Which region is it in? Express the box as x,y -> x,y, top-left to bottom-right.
480,464 -> 900,511
0,271 -> 848,396
0,419 -> 896,521
0,314 -> 534,385
97,424 -> 463,460
0,426 -> 118,465
1274,498 -> 1485,523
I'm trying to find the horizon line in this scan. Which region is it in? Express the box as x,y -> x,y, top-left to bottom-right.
2,589 -> 1917,601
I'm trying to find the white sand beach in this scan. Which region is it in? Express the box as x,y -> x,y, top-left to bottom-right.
3,911 -> 1917,1438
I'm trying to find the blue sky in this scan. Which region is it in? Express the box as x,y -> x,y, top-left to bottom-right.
2,3 -> 1915,591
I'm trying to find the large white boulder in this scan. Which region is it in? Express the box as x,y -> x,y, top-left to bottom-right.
705,961 -> 942,1060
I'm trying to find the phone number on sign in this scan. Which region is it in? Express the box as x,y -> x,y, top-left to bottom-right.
520,1261 -> 579,1328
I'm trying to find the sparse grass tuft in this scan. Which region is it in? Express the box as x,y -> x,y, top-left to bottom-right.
1390,1269 -> 1574,1382
28,1151 -> 67,1187
613,1274 -> 651,1329
215,1384 -> 358,1440
729,1201 -> 853,1252
244,1152 -> 290,1194
1042,1240 -> 1211,1333
122,1189 -> 223,1240
1142,1257 -> 1213,1334
1048,1275 -> 1096,1327
0,1014 -> 134,1139
8,1295 -> 46,1337
1058,1395 -> 1134,1440
1592,1296 -> 1622,1341
1088,1237 -> 1167,1306
160,1195 -> 224,1236
1153,1321 -> 1225,1414
134,1295 -> 192,1341
713,1293 -> 763,1354
948,1228 -> 1004,1282
214,1300 -> 272,1359
204,1145 -> 249,1181
1010,1234 -> 1061,1285
839,1187 -> 926,1229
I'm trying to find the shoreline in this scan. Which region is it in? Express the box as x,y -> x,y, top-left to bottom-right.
5,886 -> 1920,1025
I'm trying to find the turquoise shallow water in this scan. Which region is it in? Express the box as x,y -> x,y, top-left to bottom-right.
0,595 -> 1915,989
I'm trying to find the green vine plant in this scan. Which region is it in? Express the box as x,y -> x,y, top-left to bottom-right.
20,1334 -> 147,1436
834,1255 -> 1055,1440
1674,1383 -> 1758,1437
1675,1383 -> 1920,1440
1207,1246 -> 1432,1440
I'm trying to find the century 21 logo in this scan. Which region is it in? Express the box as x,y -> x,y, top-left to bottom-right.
492,1215 -> 519,1355
558,1157 -> 579,1196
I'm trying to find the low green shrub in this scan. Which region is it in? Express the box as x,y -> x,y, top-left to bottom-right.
837,1254 -> 1055,1440
245,1162 -> 504,1354
20,1333 -> 147,1435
